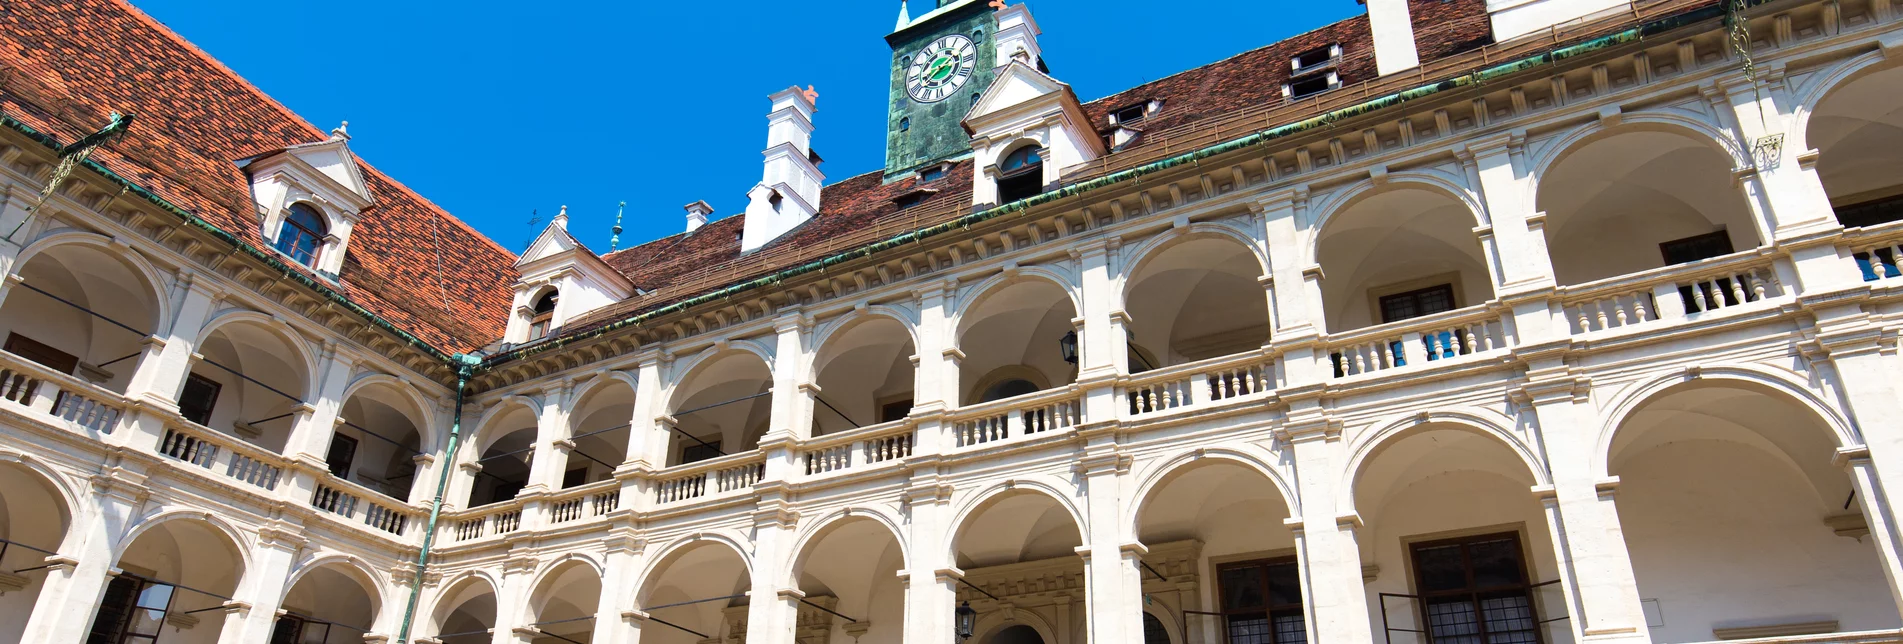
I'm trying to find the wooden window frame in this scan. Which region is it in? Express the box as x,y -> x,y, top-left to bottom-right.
325,433 -> 358,479
4,332 -> 78,375
178,372 -> 222,427
1378,283 -> 1458,325
1215,556 -> 1307,644
1404,529 -> 1544,644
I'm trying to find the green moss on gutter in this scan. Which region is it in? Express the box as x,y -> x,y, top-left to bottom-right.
481,0 -> 1746,369
0,114 -> 458,366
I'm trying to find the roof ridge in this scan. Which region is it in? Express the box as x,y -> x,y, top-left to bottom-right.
1079,11 -> 1367,107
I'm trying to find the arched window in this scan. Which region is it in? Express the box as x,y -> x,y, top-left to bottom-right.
528,290 -> 558,341
900,117 -> 911,132
997,146 -> 1045,204
275,203 -> 327,266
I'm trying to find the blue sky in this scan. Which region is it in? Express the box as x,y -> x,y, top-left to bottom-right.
128,1 -> 1361,254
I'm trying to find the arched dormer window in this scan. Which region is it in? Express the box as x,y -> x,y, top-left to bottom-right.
997,145 -> 1045,204
275,203 -> 327,266
528,290 -> 559,341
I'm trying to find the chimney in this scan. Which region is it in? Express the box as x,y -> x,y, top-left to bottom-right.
741,87 -> 826,253
684,200 -> 713,233
993,4 -> 1043,70
1360,0 -> 1421,76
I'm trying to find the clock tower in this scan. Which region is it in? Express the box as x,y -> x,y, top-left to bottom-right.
884,0 -> 999,180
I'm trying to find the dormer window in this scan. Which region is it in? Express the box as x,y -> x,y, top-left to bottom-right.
528,290 -> 558,341
1292,44 -> 1342,76
274,203 -> 327,266
997,146 -> 1046,204
769,191 -> 785,213
895,189 -> 940,210
1286,72 -> 1341,100
1113,103 -> 1149,125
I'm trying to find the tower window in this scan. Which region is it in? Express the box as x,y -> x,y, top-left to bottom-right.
274,203 -> 327,266
997,146 -> 1045,204
528,290 -> 559,341
900,117 -> 911,132
972,28 -> 984,42
769,191 -> 784,213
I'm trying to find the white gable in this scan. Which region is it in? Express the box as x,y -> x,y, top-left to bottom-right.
517,223 -> 582,267
967,62 -> 1068,122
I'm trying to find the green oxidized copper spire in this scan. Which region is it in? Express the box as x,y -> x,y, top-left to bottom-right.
609,201 -> 625,252
896,0 -> 911,30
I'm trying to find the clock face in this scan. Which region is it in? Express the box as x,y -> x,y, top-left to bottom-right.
905,34 -> 978,104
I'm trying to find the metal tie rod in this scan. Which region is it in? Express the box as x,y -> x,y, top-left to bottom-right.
798,597 -> 861,624
673,390 -> 772,417
198,357 -> 305,404
15,281 -> 151,337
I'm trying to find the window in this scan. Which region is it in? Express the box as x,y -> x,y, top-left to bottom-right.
5,332 -> 77,374
1113,103 -> 1149,124
1659,230 -> 1734,265
489,481 -> 525,505
880,399 -> 913,423
1217,557 -> 1307,644
1408,532 -> 1542,644
562,467 -> 589,488
1835,193 -> 1903,228
86,573 -> 175,644
325,433 -> 358,479
997,146 -> 1045,204
270,614 -> 338,644
1292,44 -> 1339,74
919,166 -> 947,182
769,191 -> 785,213
528,290 -> 559,341
681,437 -> 723,464
1379,284 -> 1457,324
1143,612 -> 1172,644
972,28 -> 985,42
895,192 -> 930,210
274,203 -> 327,266
1288,74 -> 1336,99
178,373 -> 222,426
900,117 -> 911,132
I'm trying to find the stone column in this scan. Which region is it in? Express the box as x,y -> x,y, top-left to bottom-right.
768,313 -> 814,440
901,478 -> 957,644
912,281 -> 958,414
1072,242 -> 1124,435
1464,133 -> 1562,344
123,270 -> 223,413
1256,191 -> 1327,386
595,529 -> 645,644
745,499 -> 800,644
1840,448 -> 1903,617
523,380 -> 575,494
283,343 -> 358,463
217,526 -> 303,643
1710,76 -> 1849,295
19,471 -> 147,644
1515,365 -> 1650,643
1077,440 -> 1139,643
619,352 -> 668,513
1279,410 -> 1373,643
492,555 -> 539,644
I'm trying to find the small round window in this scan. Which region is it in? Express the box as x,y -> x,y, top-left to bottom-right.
972,29 -> 984,43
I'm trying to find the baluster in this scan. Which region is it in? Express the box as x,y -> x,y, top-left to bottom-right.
1612,299 -> 1628,325
1728,275 -> 1748,304
1691,282 -> 1710,312
1595,301 -> 1610,329
1631,296 -> 1649,322
1750,269 -> 1769,299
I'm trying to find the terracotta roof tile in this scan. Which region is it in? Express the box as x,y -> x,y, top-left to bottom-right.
0,0 -> 516,352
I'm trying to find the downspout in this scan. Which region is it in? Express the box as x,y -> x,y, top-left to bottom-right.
396,352 -> 482,644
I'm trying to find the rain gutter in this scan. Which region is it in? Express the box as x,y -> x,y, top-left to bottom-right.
0,114 -> 458,365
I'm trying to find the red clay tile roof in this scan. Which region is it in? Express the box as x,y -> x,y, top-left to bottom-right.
559,1 -> 1491,339
0,0 -> 516,352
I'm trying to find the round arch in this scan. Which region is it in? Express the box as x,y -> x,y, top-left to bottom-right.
10,230 -> 172,334
974,610 -> 1059,644
519,554 -> 607,634
194,310 -> 320,392
943,477 -> 1088,563
784,505 -> 912,583
1121,224 -> 1271,291
0,449 -> 83,551
634,530 -> 757,604
952,268 -> 1082,331
468,394 -> 542,457
666,342 -> 776,400
1306,171 -> 1492,263
1591,365 -> 1858,481
1337,409 -> 1549,518
281,554 -> 388,634
1778,49 -> 1891,159
811,305 -> 921,353
428,570 -> 502,638
1525,116 -> 1749,199
1126,446 -> 1301,539
113,509 -> 253,569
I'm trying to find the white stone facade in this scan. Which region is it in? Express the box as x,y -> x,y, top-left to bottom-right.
6,2 -> 1903,644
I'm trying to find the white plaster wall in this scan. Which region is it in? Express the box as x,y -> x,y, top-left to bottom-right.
1618,440 -> 1901,642
1487,0 -> 1630,42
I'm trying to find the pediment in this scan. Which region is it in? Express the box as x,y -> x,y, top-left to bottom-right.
237,136 -> 375,209
966,60 -> 1071,123
517,224 -> 583,267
